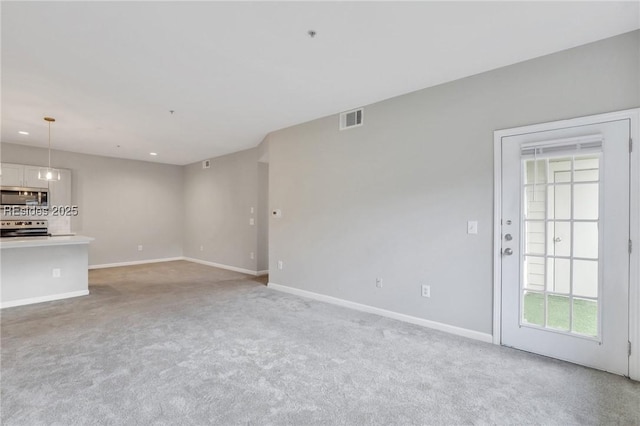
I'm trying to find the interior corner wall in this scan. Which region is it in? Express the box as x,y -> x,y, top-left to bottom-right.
257,162 -> 269,272
0,143 -> 184,266
183,148 -> 259,271
267,30 -> 640,335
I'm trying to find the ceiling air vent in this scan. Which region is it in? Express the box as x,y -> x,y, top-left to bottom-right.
202,159 -> 211,169
339,108 -> 363,130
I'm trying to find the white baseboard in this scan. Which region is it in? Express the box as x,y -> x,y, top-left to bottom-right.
257,270 -> 269,276
267,282 -> 493,343
1,290 -> 90,309
89,257 -> 184,269
90,256 -> 265,277
183,257 -> 259,276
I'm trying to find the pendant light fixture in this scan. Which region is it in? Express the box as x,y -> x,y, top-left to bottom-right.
38,116 -> 60,181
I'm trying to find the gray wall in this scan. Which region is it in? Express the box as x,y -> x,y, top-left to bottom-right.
183,148 -> 259,271
257,161 -> 269,272
0,143 -> 184,265
267,31 -> 640,334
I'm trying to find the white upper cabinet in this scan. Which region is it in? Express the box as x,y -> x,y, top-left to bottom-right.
0,164 -> 23,187
48,168 -> 72,206
23,166 -> 46,188
0,163 -> 49,189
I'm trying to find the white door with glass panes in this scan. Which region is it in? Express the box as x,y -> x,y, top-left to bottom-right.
500,119 -> 630,375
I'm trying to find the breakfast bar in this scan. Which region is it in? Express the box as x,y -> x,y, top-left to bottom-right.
1,235 -> 94,308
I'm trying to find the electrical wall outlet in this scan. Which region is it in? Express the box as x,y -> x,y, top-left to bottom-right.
249,218 -> 255,226
200,245 -> 204,252
250,252 -> 255,260
421,284 -> 431,298
376,277 -> 383,288
277,260 -> 284,270
52,268 -> 61,278
137,245 -> 143,251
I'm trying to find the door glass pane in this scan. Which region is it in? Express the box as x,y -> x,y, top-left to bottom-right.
525,221 -> 545,254
524,256 -> 545,290
523,291 -> 544,326
573,260 -> 598,298
547,294 -> 570,331
574,156 -> 599,182
547,258 -> 570,294
549,158 -> 571,183
574,183 -> 599,220
548,184 -> 571,220
548,221 -> 570,256
525,159 -> 547,184
572,298 -> 598,337
525,186 -> 546,220
520,153 -> 602,339
573,222 -> 598,259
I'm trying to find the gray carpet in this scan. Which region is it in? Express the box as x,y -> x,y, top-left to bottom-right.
1,260 -> 639,425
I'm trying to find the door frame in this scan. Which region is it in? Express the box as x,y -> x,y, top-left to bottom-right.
493,108 -> 640,380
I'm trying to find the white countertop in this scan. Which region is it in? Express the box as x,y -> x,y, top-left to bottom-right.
0,235 -> 94,249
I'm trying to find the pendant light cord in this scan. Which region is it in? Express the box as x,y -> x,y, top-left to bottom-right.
48,120 -> 52,169
44,116 -> 55,174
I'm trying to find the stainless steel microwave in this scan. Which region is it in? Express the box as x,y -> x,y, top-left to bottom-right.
1,187 -> 49,207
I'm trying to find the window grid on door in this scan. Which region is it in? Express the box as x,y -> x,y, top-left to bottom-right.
521,153 -> 601,339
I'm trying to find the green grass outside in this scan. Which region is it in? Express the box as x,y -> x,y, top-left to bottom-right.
523,292 -> 597,337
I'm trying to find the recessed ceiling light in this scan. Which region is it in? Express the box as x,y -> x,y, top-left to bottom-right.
18,131 -> 29,135
150,152 -> 158,156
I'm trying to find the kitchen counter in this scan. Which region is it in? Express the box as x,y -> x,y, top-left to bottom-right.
0,235 -> 93,249
1,235 -> 94,308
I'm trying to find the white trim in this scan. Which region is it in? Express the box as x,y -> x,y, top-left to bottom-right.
89,257 -> 183,270
628,109 -> 640,381
493,127 -> 503,345
1,290 -> 89,309
183,257 -> 259,276
493,108 -> 640,380
268,282 -> 493,343
89,256 -> 267,277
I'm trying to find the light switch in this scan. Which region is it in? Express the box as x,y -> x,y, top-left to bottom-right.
467,221 -> 478,235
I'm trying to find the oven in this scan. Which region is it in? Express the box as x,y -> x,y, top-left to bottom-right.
0,220 -> 49,238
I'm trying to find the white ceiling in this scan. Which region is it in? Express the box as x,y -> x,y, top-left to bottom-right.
2,1 -> 638,165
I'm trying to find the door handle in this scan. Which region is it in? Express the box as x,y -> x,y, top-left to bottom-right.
503,248 -> 513,256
